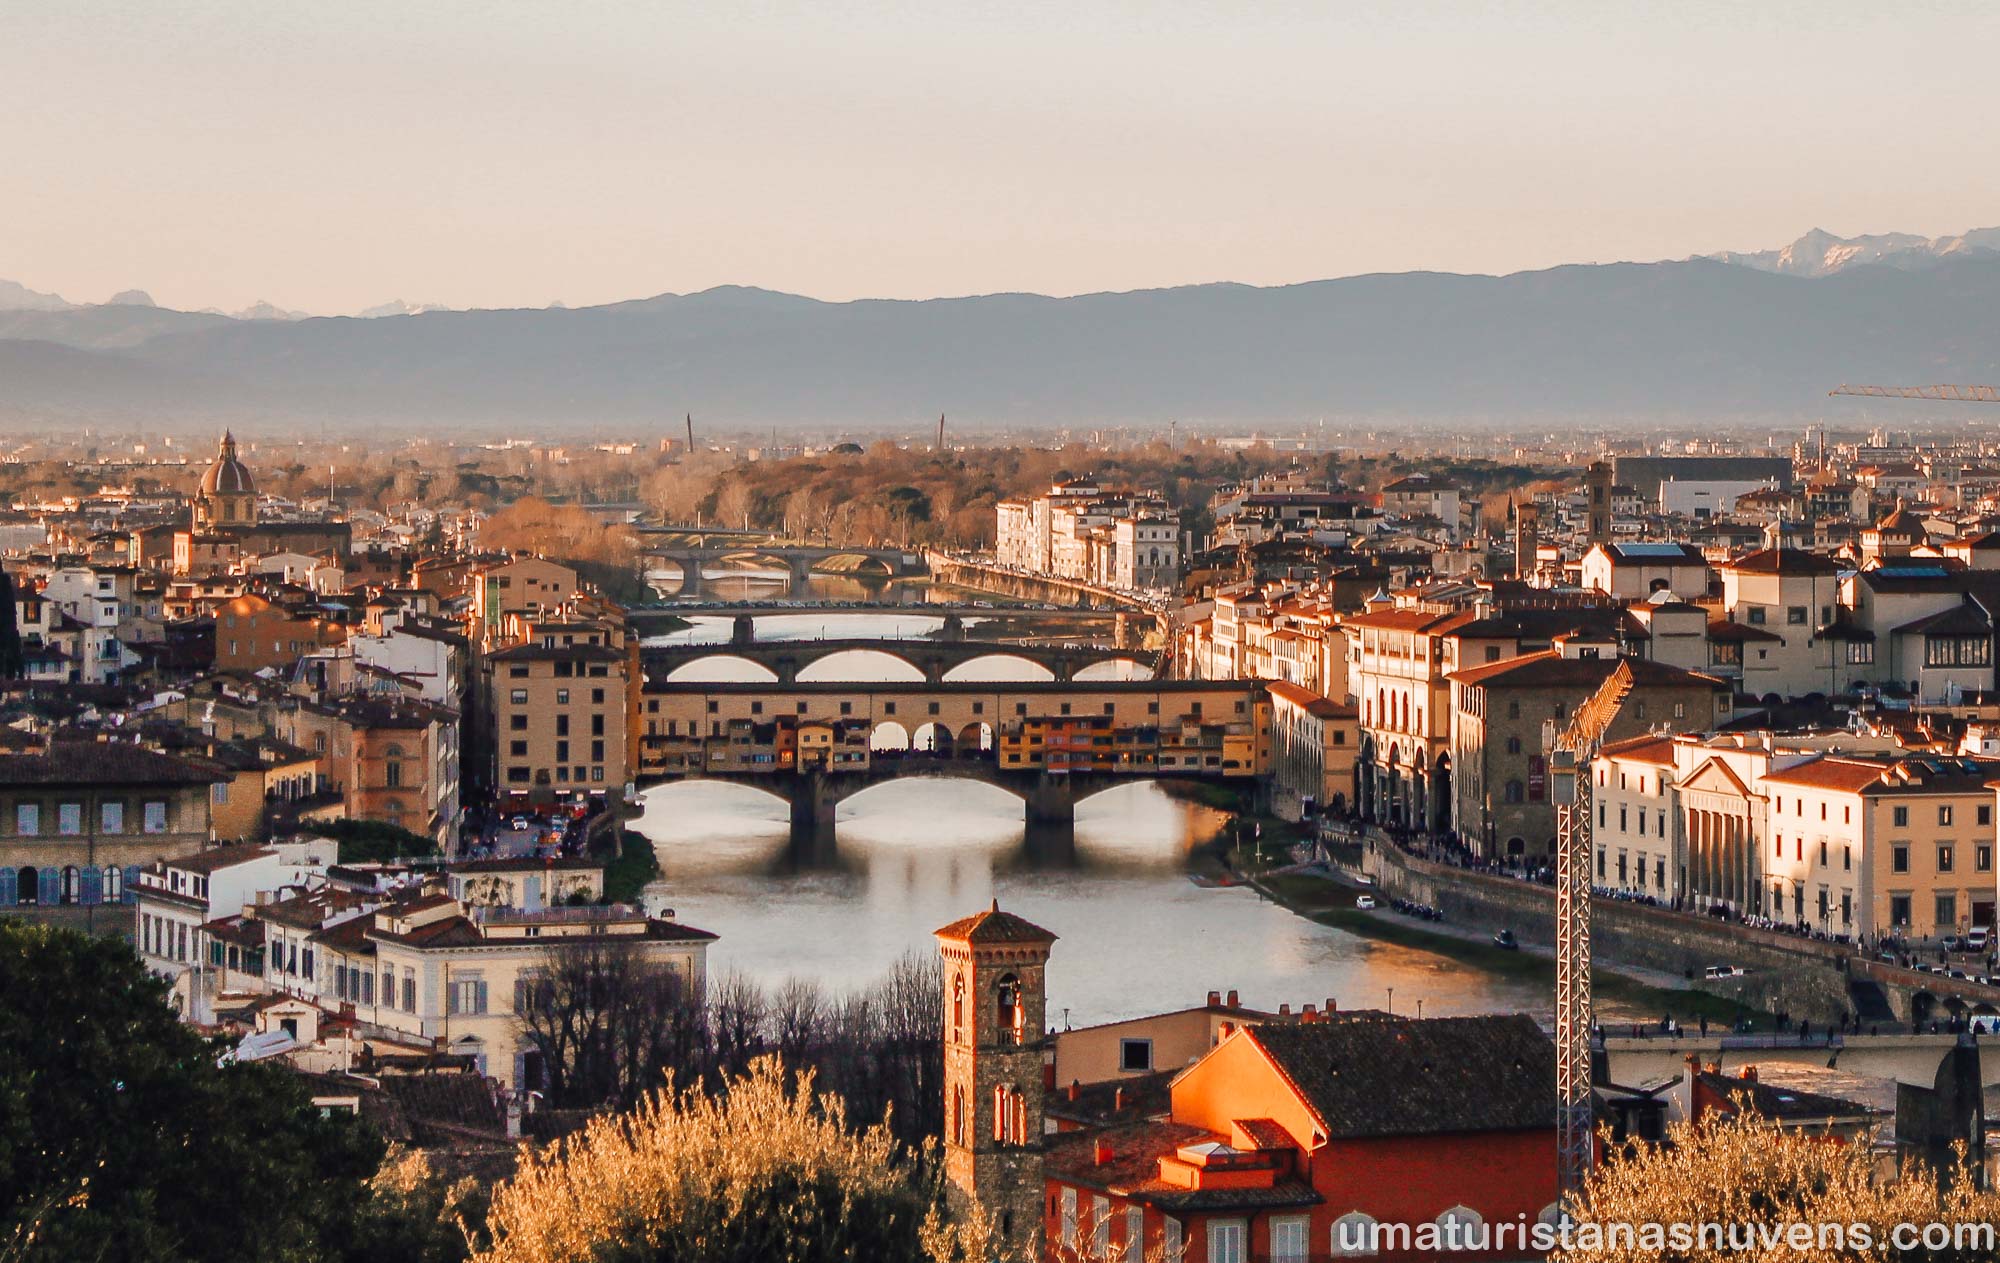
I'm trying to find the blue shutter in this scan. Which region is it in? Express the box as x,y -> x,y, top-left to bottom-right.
0,868 -> 14,904
38,868 -> 59,905
79,866 -> 102,906
122,866 -> 140,904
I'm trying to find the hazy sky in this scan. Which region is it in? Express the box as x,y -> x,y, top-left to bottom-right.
4,0 -> 1995,314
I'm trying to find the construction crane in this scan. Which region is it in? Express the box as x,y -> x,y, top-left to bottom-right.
1545,670 -> 1636,1201
1828,384 -> 2000,403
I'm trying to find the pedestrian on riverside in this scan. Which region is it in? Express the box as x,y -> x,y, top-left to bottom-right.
1699,1015 -> 1708,1038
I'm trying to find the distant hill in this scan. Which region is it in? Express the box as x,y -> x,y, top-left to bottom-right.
4,256 -> 2000,428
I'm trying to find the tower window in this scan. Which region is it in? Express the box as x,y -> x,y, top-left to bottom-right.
995,973 -> 1022,1045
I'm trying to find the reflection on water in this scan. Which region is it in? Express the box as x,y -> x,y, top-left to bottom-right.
644,613 -> 962,647
636,779 -> 1554,1027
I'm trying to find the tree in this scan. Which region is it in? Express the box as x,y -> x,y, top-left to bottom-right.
1557,1107 -> 2000,1262
715,479 -> 756,531
515,939 -> 702,1109
0,923 -> 383,1262
476,1058 -> 986,1263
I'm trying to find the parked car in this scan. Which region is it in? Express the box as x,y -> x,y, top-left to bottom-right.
1703,965 -> 1746,980
1968,927 -> 1991,952
1355,895 -> 1377,910
1492,929 -> 1519,951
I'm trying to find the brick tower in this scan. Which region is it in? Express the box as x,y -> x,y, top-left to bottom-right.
935,900 -> 1057,1259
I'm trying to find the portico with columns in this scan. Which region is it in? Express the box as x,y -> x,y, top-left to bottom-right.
1677,758 -> 1762,915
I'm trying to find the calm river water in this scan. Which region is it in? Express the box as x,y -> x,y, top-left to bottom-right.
636,607 -> 1556,1027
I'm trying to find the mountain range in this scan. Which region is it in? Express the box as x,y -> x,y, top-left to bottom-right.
2,227 -> 1998,428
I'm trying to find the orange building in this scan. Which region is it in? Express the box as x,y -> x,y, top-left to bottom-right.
1042,1015 -> 1559,1263
213,593 -> 345,674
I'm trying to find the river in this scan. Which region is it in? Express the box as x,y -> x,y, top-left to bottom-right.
635,609 -> 1557,1027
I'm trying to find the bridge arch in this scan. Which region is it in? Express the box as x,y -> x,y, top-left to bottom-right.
811,553 -> 896,577
956,721 -> 995,753
1072,657 -> 1155,682
663,655 -> 781,683
796,649 -> 928,683
870,721 -> 912,752
635,776 -> 795,813
941,654 -> 1056,683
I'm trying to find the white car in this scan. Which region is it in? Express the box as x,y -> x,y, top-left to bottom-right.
1355,895 -> 1378,910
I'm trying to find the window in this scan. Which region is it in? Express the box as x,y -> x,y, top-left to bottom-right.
1848,640 -> 1874,665
556,689 -> 570,706
1092,1196 -> 1110,1259
401,969 -> 416,1012
1119,1038 -> 1153,1072
1163,1218 -> 1184,1263
1271,1216 -> 1309,1263
1893,806 -> 1909,828
14,804 -> 37,836
1936,892 -> 1958,930
1126,1206 -> 1144,1258
1747,607 -> 1766,625
1504,780 -> 1524,804
448,976 -> 488,1015
1892,845 -> 1909,874
1060,1188 -> 1077,1251
1787,605 -> 1807,625
58,803 -> 82,835
1435,1206 -> 1484,1250
1979,846 -> 1992,873
1982,805 -> 1994,827
510,689 -> 528,705
1207,1220 -> 1247,1263
101,801 -> 125,832
1938,846 -> 1954,872
1331,1211 -> 1380,1257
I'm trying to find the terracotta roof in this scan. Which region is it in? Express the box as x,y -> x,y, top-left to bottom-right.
169,845 -> 275,875
934,900 -> 1058,946
1339,607 -> 1456,633
1759,756 -> 1893,794
0,742 -> 228,788
1044,1121 -> 1321,1212
1264,680 -> 1345,718
1597,733 -> 1679,766
1248,1014 -> 1556,1139
1724,548 -> 1843,576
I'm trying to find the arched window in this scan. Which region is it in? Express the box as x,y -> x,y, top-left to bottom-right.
1504,780 -> 1525,804
16,866 -> 36,905
1331,1211 -> 1379,1257
952,973 -> 965,1043
59,866 -> 79,905
995,973 -> 1022,1045
993,1085 -> 1008,1143
952,1085 -> 965,1147
1505,736 -> 1521,755
1435,1206 -> 1484,1250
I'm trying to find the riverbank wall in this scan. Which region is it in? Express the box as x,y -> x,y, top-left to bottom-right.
1360,841 -> 1853,1021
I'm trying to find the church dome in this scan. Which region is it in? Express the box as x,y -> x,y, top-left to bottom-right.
200,432 -> 256,497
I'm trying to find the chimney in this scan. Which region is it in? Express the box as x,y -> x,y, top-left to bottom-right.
1093,1139 -> 1113,1166
1325,997 -> 1337,1013
1303,1003 -> 1317,1016
1279,1003 -> 1290,1016
1068,1080 -> 1081,1102
1113,1087 -> 1126,1111
1226,989 -> 1239,1008
1206,989 -> 1221,1007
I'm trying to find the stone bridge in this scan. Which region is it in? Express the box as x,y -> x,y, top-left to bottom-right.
638,753 -> 1245,852
641,636 -> 1161,685
641,535 -> 925,595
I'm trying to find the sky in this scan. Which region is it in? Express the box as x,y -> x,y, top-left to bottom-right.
3,0 -> 1996,314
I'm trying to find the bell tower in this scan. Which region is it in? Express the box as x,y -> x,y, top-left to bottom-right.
935,900 -> 1056,1260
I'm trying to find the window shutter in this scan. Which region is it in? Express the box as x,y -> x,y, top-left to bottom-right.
476,981 -> 488,1013
122,866 -> 141,904
38,868 -> 59,905
79,866 -> 102,906
0,868 -> 14,904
